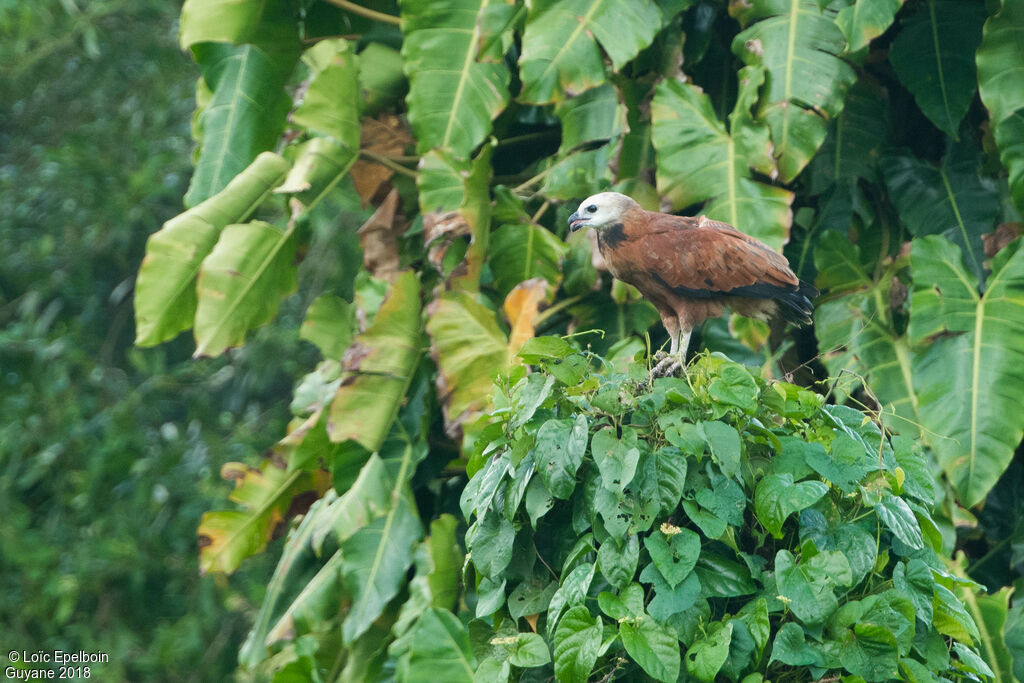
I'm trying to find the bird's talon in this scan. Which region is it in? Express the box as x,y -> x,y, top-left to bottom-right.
651,356 -> 682,378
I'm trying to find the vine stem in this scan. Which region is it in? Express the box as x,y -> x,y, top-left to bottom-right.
321,0 -> 401,26
359,150 -> 418,178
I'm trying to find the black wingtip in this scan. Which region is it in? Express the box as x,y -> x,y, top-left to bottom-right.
778,280 -> 818,327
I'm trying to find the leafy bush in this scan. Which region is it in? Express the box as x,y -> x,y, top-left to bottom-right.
453,342 -> 989,682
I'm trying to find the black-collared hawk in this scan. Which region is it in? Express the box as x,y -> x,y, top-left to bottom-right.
567,192 -> 816,369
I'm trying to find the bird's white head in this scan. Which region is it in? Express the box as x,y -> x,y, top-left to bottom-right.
567,192 -> 640,233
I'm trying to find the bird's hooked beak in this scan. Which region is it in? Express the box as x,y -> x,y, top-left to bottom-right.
567,211 -> 586,233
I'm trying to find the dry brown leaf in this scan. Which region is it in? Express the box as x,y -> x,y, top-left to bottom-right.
357,189 -> 406,283
504,278 -> 551,356
350,114 -> 411,205
983,222 -> 1022,258
423,209 -> 472,271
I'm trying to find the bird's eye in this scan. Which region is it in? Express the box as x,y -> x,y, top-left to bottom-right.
586,205 -> 597,213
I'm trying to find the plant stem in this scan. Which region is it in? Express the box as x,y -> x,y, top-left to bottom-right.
322,0 -> 401,26
534,294 -> 584,326
359,149 -> 418,178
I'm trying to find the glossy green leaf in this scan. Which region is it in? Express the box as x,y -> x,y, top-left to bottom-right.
755,474 -> 828,538
403,608 -> 477,683
186,27 -> 299,206
135,152 -> 289,346
731,0 -> 857,181
508,579 -> 558,619
620,615 -> 681,683
652,70 -> 792,249
597,534 -> 639,590
909,236 -> 1024,506
769,622 -> 825,667
553,606 -> 602,683
193,220 -> 297,357
487,223 -> 566,298
644,527 -> 700,588
641,563 -> 702,621
328,271 -> 422,451
535,415 -> 589,499
518,0 -> 662,105
547,562 -> 596,634
977,0 -> 1024,213
401,0 -> 512,156
686,621 -> 733,683
591,426 -> 640,494
889,0 -> 986,138
774,549 -> 849,624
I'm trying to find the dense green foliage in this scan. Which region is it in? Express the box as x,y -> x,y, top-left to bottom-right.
460,345 -> 987,682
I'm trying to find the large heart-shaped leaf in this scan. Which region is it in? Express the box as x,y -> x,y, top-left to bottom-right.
652,69 -> 792,249
977,0 -> 1024,214
193,220 -> 298,357
135,152 -> 289,346
909,236 -> 1024,507
488,224 -> 565,297
882,142 -> 998,283
401,0 -> 513,156
518,0 -> 663,105
731,0 -> 857,182
888,0 -> 987,139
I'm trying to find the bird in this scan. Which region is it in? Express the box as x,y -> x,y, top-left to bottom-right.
567,192 -> 817,374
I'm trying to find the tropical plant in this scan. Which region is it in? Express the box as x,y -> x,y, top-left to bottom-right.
131,0 -> 1024,679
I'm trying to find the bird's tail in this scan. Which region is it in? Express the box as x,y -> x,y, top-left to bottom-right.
777,280 -> 818,327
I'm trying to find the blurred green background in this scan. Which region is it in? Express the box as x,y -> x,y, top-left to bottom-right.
0,2 -> 312,679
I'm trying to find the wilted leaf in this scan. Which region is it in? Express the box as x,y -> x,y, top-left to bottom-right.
135,152 -> 289,346
198,459 -> 313,575
328,271 -> 422,451
427,290 -> 509,436
357,189 -> 406,282
503,278 -> 551,356
350,114 -> 412,205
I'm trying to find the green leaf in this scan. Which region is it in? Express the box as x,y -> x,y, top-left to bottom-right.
654,447 -> 688,515
836,0 -> 904,55
774,549 -> 848,624
874,494 -> 924,550
838,622 -> 900,681
934,582 -> 981,644
518,0 -> 663,105
553,606 -> 602,683
548,562 -> 596,634
977,0 -> 1024,213
685,621 -> 733,683
292,39 -> 360,149
707,363 -> 759,413
769,622 -> 825,667
730,0 -> 857,181
701,421 -> 741,478
598,583 -> 645,620
598,533 -> 639,590
882,143 -> 997,282
620,616 -> 682,683
888,0 -> 987,138
300,294 -> 355,360
186,23 -> 300,206
488,223 -> 566,298
340,479 -> 423,643
641,564 -> 702,622
404,608 -> 477,683
134,152 -> 289,346
695,552 -> 757,598
507,632 -> 551,668
806,82 -> 888,192
535,415 -> 589,499
755,474 -> 828,539
518,335 -> 575,363
645,527 -> 700,589
197,459 -> 310,575
1005,601 -> 1024,682
328,271 -> 422,451
426,290 -> 509,430
192,220 -> 296,356
591,426 -> 641,494
508,579 -> 558,620
179,0 -> 286,48
469,507 -> 515,578
652,71 -> 793,249
401,0 -> 512,156
908,236 -> 1024,506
